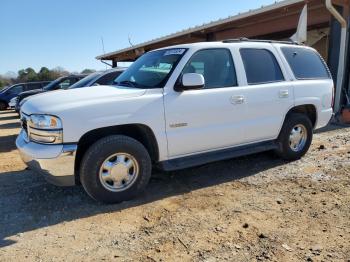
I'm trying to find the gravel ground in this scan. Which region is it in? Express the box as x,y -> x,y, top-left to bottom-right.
0,110 -> 349,261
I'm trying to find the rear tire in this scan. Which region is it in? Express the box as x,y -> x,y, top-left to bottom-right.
80,135 -> 152,204
275,113 -> 313,161
0,102 -> 7,111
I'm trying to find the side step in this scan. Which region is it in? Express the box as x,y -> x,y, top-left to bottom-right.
158,140 -> 278,171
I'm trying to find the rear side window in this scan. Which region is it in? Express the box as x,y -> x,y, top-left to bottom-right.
282,47 -> 330,79
182,48 -> 237,89
240,48 -> 284,85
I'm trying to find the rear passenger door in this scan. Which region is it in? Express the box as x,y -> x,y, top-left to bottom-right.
237,47 -> 294,143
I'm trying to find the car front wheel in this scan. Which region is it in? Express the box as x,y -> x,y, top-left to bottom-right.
0,102 -> 7,111
80,135 -> 152,203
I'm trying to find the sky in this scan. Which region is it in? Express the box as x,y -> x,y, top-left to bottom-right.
0,0 -> 278,75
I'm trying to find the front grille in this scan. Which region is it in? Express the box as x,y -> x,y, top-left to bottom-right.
20,114 -> 30,142
21,118 -> 28,132
15,97 -> 20,107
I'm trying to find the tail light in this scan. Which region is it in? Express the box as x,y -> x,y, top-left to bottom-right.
331,85 -> 335,109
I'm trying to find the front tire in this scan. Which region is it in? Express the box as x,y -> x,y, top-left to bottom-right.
0,101 -> 7,111
80,135 -> 152,203
275,113 -> 313,161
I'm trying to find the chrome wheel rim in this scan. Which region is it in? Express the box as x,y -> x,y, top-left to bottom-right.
99,153 -> 139,192
289,124 -> 307,152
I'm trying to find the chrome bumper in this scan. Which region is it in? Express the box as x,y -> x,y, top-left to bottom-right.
16,130 -> 77,186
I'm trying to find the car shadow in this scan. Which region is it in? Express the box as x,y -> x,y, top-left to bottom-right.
0,122 -> 20,130
0,115 -> 19,121
314,122 -> 350,134
0,134 -> 18,153
0,151 -> 285,248
0,110 -> 15,115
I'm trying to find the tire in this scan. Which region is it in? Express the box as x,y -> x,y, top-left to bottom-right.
0,101 -> 7,111
275,113 -> 313,161
80,135 -> 152,204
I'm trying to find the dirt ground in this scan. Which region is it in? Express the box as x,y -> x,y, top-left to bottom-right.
0,110 -> 349,262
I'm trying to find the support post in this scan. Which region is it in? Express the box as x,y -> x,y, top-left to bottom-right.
326,0 -> 348,113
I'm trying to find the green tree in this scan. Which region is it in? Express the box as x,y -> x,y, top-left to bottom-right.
18,68 -> 38,82
0,79 -> 5,89
81,69 -> 96,74
38,67 -> 51,81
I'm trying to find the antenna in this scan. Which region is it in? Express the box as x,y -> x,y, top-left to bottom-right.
101,37 -> 107,69
128,35 -> 134,47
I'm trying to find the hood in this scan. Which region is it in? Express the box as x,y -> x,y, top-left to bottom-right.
21,85 -> 146,114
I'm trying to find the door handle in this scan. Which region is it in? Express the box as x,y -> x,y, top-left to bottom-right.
279,90 -> 289,98
231,95 -> 245,104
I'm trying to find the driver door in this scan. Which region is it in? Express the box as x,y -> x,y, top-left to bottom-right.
164,48 -> 245,158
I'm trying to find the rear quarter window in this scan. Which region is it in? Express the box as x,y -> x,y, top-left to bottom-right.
281,47 -> 330,79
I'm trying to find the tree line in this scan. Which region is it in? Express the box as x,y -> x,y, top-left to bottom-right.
0,67 -> 96,89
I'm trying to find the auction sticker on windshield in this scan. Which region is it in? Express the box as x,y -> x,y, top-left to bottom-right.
164,49 -> 186,56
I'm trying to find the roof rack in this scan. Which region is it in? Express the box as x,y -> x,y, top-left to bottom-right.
222,38 -> 300,45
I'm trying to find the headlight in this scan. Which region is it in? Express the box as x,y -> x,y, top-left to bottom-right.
26,114 -> 63,144
30,114 -> 62,129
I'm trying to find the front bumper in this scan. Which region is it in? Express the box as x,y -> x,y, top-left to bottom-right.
16,130 -> 77,186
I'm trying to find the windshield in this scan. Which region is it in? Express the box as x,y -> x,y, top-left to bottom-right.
69,72 -> 102,89
114,48 -> 187,89
43,77 -> 64,91
0,86 -> 11,93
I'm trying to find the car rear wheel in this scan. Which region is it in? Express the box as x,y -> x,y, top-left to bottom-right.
275,113 -> 313,161
0,101 -> 7,111
80,135 -> 152,203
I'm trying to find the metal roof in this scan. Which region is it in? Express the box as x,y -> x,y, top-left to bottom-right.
96,0 -> 304,60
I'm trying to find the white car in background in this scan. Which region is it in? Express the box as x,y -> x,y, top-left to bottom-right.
8,96 -> 17,109
16,39 -> 333,203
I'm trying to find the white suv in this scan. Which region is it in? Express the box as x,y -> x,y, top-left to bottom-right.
16,40 -> 334,203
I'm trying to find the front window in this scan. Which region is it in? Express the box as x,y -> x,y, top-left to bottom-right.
97,70 -> 123,85
114,48 -> 187,89
58,79 -> 75,89
69,72 -> 102,89
43,78 -> 64,91
181,48 -> 237,89
43,77 -> 77,90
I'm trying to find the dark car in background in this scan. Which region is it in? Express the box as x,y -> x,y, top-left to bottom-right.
68,68 -> 125,89
0,81 -> 50,110
15,74 -> 86,112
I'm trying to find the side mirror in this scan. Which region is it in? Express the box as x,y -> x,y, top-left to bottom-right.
175,73 -> 205,91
